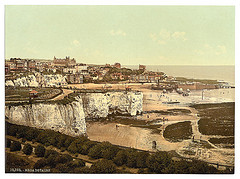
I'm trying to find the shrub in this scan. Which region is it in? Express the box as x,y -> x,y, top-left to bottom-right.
25,128 -> 40,141
55,163 -> 70,173
125,149 -> 138,168
101,142 -> 119,160
35,145 -> 46,157
90,159 -> 117,173
146,151 -> 172,173
67,141 -> 79,154
34,158 -> 47,169
81,141 -> 97,155
44,149 -> 58,158
113,150 -> 128,166
67,159 -> 85,168
10,141 -> 21,152
6,138 -> 11,148
136,152 -> 149,168
23,144 -> 33,155
88,144 -> 103,159
55,154 -> 73,164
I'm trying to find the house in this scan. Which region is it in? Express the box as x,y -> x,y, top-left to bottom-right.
139,64 -> 146,71
53,56 -> 76,68
113,62 -> 121,69
29,90 -> 39,98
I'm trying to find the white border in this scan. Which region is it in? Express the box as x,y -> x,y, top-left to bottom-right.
0,1 -> 239,179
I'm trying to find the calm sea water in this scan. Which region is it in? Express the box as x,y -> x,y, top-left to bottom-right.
123,65 -> 235,85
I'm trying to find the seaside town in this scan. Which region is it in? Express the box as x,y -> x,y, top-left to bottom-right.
5,56 -> 235,174
4,5 -> 235,175
5,56 -> 233,90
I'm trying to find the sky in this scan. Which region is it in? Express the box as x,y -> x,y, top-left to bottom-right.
5,5 -> 235,65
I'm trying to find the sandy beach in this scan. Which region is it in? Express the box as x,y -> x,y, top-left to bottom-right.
68,83 -> 235,166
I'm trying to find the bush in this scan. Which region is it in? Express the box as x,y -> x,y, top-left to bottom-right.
23,144 -> 33,155
88,144 -> 103,159
125,149 -> 138,168
67,141 -> 79,154
44,149 -> 59,158
6,138 -> 11,148
146,151 -> 172,173
55,154 -> 73,164
34,158 -> 47,169
136,152 -> 149,168
35,145 -> 46,157
10,141 -> 21,152
113,150 -> 128,166
90,159 -> 117,173
55,163 -> 70,173
81,141 -> 97,155
67,159 -> 85,168
101,142 -> 119,160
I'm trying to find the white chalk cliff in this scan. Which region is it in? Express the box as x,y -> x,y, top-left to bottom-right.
5,73 -> 67,87
5,91 -> 143,136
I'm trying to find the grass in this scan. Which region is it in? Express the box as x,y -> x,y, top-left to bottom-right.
192,103 -> 234,136
144,109 -> 191,115
163,121 -> 193,142
209,137 -> 234,145
5,87 -> 62,101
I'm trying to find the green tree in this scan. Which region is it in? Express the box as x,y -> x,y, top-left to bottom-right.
35,144 -> 46,157
136,151 -> 149,168
88,143 -> 103,159
113,150 -> 128,166
146,151 -> 172,173
34,158 -> 47,169
23,144 -> 33,155
90,159 -> 117,173
6,138 -> 11,148
10,141 -> 21,152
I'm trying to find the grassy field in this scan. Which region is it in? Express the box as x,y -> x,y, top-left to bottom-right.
163,121 -> 192,142
5,87 -> 62,101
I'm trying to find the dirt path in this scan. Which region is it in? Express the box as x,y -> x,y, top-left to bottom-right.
51,89 -> 73,100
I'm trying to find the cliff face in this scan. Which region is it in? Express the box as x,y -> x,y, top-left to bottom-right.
81,92 -> 143,119
5,73 -> 67,87
5,101 -> 86,136
5,91 -> 143,136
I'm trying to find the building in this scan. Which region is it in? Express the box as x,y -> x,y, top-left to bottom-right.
66,74 -> 84,84
53,56 -> 76,68
113,62 -> 121,69
139,64 -> 146,71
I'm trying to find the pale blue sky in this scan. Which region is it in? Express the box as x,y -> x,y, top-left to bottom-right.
5,5 -> 235,65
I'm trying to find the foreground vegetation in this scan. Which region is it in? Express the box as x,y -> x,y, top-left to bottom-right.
163,121 -> 193,142
5,122 -> 233,174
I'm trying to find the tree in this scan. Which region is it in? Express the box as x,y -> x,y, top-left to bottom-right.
88,144 -> 103,159
125,149 -> 138,168
136,151 -> 149,168
113,150 -> 128,166
34,158 -> 47,169
6,138 -> 11,148
10,141 -> 21,152
90,159 -> 117,173
81,141 -> 97,155
55,154 -> 73,164
146,151 -> 172,173
23,144 -> 33,155
101,142 -> 119,160
35,144 -> 46,157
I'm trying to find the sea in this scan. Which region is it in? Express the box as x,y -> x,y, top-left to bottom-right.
123,65 -> 235,86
